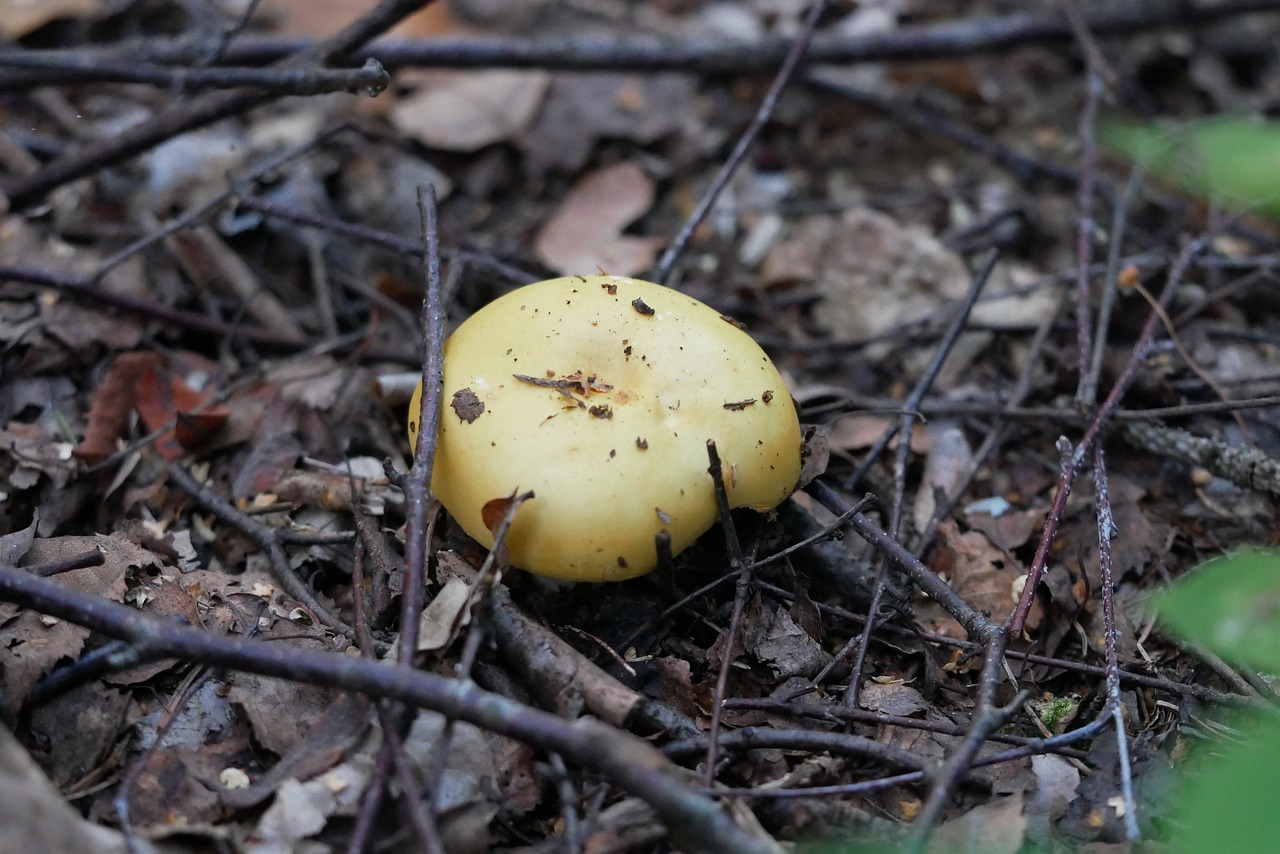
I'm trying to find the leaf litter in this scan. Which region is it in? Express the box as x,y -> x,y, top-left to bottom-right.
0,1 -> 1278,852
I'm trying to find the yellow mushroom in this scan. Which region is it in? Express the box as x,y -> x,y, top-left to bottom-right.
408,275 -> 802,581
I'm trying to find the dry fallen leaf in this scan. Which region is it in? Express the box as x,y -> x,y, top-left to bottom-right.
75,351 -> 229,464
919,520 -> 1036,638
859,681 -> 928,716
912,421 -> 974,534
927,791 -> 1027,854
519,73 -> 698,174
1,533 -> 157,719
255,0 -> 456,37
534,161 -> 662,277
391,70 -> 550,152
761,207 -> 970,340
827,414 -> 930,454
0,727 -> 135,854
744,601 -> 825,680
0,0 -> 100,38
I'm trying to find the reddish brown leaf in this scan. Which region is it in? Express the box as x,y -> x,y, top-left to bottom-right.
481,491 -> 529,539
73,352 -> 152,464
75,352 -> 228,463
135,356 -> 222,460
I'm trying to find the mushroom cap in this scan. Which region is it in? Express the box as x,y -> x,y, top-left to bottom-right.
408,275 -> 801,581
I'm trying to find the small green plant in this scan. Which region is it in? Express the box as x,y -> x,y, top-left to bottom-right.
1152,548 -> 1280,854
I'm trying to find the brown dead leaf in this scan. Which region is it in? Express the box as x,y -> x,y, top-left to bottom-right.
231,432 -> 302,500
391,69 -> 550,152
533,161 -> 662,277
106,575 -> 203,686
519,73 -> 698,174
1,533 -> 158,718
259,0 -> 455,37
912,422 -> 973,534
73,352 -> 149,464
649,656 -> 710,719
42,298 -> 144,352
130,680 -> 251,830
919,520 -> 1036,638
744,600 -> 824,680
486,731 -> 541,815
927,792 -> 1027,854
762,207 -> 970,341
75,351 -> 229,464
0,0 -> 100,38
27,682 -> 131,788
0,513 -> 37,567
228,665 -> 345,757
222,694 -> 372,810
266,355 -> 349,411
1070,474 -> 1168,588
827,414 -> 930,454
967,506 -> 1043,553
415,575 -> 473,654
0,726 -> 132,853
481,491 -> 531,539
859,681 -> 928,716
787,579 -> 824,642
1,422 -> 76,495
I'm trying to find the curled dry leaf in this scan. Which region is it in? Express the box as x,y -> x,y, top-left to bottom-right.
912,421 -> 974,534
927,791 -> 1027,854
744,601 -> 825,680
859,681 -> 928,716
520,73 -> 699,174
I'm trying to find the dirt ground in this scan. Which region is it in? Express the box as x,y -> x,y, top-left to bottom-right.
2,1 -> 1280,852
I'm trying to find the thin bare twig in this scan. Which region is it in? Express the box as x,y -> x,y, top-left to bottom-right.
348,184 -> 452,854
1083,167 -> 1145,413
702,439 -> 754,788
914,290 -> 1067,548
756,580 -> 1250,707
1010,236 -> 1206,635
907,628 -> 1029,848
0,52 -> 388,95
0,567 -> 781,854
401,184 -> 447,669
654,0 -> 828,283
166,462 -> 354,637
11,0 -> 1272,80
1070,60 -> 1103,405
2,0 -> 436,208
844,250 -> 1000,495
1092,446 -> 1140,841
806,480 -> 994,643
1122,420 -> 1280,497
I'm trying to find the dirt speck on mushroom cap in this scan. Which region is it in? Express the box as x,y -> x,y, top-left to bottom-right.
411,275 -> 802,581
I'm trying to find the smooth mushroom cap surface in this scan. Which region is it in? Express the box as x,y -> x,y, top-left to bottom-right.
408,275 -> 802,581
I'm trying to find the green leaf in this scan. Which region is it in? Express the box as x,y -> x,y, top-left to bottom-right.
1170,713 -> 1280,854
1155,548 -> 1280,673
1100,116 -> 1280,220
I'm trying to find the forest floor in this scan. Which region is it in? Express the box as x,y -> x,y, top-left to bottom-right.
2,1 -> 1280,852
